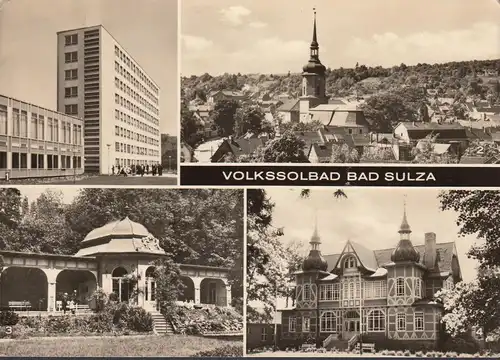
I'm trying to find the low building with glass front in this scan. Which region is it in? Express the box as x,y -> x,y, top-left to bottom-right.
280,207 -> 462,350
0,94 -> 84,179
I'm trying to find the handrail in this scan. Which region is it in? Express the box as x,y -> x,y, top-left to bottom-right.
348,334 -> 360,350
322,333 -> 337,348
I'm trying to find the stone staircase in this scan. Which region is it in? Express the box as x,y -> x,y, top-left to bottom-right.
323,334 -> 348,351
150,311 -> 173,335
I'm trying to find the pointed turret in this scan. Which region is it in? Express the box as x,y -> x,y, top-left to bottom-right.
391,200 -> 420,263
302,210 -> 328,271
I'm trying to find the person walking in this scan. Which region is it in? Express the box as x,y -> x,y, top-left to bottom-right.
62,293 -> 68,314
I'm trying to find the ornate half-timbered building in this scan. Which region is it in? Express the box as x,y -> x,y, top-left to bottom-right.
280,207 -> 462,349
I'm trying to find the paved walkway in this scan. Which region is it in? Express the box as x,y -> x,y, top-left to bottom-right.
22,174 -> 177,185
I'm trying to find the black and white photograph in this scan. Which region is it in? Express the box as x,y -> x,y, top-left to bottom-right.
0,187 -> 243,357
181,0 -> 500,165
246,188 -> 500,357
0,0 -> 178,185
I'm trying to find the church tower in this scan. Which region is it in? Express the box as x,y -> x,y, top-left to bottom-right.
299,8 -> 329,122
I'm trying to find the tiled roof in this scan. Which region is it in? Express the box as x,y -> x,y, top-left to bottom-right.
459,156 -> 487,164
227,138 -> 264,156
277,99 -> 300,112
328,110 -> 370,128
400,122 -> 464,130
324,241 -> 455,274
328,98 -> 347,105
310,143 -> 332,159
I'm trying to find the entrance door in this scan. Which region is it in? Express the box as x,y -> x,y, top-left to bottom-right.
344,319 -> 360,340
144,278 -> 156,310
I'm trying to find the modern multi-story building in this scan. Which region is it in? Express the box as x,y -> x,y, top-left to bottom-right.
280,206 -> 462,351
56,25 -> 161,174
0,94 -> 84,179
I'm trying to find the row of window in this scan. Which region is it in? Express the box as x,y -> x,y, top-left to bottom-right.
0,106 -> 82,144
114,125 -> 159,147
114,109 -> 159,138
0,152 -> 81,170
65,69 -> 78,81
114,141 -> 159,157
65,34 -> 78,46
114,45 -> 159,98
114,74 -> 159,118
114,93 -> 159,127
114,158 -> 160,167
303,278 -> 425,302
288,311 -> 425,333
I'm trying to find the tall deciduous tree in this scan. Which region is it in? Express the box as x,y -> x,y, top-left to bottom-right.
153,256 -> 183,318
233,105 -> 265,137
253,131 -> 309,163
212,99 -> 240,136
438,190 -> 500,339
180,102 -> 202,148
411,134 -> 457,164
330,144 -> 360,163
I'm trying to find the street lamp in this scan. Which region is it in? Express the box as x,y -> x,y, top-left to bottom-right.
106,144 -> 111,175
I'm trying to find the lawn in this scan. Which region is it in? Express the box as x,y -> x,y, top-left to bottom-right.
0,334 -> 241,357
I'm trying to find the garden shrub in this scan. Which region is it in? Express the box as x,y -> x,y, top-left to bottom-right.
126,306 -> 153,332
440,334 -> 480,354
0,310 -> 19,326
193,345 -> 243,357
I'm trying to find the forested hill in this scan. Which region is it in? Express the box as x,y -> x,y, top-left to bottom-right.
181,58 -> 500,102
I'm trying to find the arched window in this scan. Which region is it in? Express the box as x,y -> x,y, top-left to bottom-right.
367,309 -> 385,332
145,266 -> 156,303
396,278 -> 405,296
111,267 -> 130,302
344,256 -> 356,269
320,311 -> 337,332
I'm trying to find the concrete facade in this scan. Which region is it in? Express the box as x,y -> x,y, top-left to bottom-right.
56,25 -> 161,174
0,94 -> 84,179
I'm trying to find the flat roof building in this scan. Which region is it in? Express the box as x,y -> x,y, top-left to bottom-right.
0,94 -> 84,179
56,25 -> 161,174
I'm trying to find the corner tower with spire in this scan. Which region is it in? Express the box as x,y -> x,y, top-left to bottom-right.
299,8 -> 329,122
302,211 -> 328,272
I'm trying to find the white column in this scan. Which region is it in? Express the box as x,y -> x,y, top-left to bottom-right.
191,277 -> 202,305
226,283 -> 232,307
43,268 -> 60,312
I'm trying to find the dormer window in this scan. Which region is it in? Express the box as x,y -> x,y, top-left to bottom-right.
344,256 -> 356,269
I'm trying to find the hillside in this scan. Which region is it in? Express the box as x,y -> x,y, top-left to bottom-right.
181,59 -> 500,102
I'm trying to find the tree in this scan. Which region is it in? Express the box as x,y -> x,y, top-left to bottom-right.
330,144 -> 359,163
18,189 -> 74,254
252,131 -> 309,163
233,104 -> 265,137
180,102 -> 202,148
281,120 -> 324,133
153,256 -> 183,318
0,188 -> 22,228
212,99 -> 240,136
438,190 -> 500,339
247,189 -> 291,321
360,146 -> 396,162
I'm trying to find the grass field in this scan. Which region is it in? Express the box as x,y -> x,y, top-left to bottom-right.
0,334 -> 241,357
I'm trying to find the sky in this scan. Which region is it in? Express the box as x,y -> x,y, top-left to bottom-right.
0,0 -> 178,135
181,0 -> 500,76
267,187 -> 481,284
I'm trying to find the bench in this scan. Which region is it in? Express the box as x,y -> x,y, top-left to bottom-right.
55,301 -> 90,313
8,301 -> 31,311
355,343 -> 376,353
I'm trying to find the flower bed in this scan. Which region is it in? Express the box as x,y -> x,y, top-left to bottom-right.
168,304 -> 243,336
0,303 -> 153,339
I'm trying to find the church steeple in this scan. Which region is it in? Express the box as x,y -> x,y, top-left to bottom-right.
310,8 -> 319,53
302,209 -> 328,272
302,8 -> 325,75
